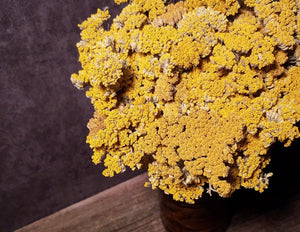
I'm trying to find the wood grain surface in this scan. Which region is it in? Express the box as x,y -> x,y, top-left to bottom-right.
16,173 -> 300,232
15,174 -> 164,232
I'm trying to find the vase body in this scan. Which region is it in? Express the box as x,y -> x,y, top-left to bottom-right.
159,191 -> 231,232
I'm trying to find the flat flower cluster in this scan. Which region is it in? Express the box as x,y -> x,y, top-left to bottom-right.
72,0 -> 300,203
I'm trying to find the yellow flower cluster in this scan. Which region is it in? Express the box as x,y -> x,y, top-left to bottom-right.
72,0 -> 300,203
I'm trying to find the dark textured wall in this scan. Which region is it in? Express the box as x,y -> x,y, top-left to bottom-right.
0,1 -> 142,231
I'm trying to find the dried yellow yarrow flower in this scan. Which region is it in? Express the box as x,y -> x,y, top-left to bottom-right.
72,0 -> 300,203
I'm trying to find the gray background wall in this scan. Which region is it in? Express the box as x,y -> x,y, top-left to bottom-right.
1,1 -> 300,232
0,1 -> 142,231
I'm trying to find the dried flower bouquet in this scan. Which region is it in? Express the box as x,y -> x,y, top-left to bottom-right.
72,0 -> 300,203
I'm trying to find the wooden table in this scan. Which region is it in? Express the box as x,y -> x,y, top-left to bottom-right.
16,173 -> 300,232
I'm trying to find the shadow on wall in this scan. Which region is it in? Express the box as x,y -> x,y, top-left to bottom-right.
0,1 -> 142,232
230,133 -> 300,222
